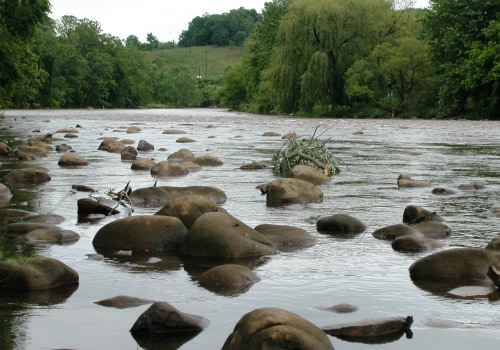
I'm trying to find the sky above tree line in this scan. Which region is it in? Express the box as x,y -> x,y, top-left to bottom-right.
49,0 -> 430,42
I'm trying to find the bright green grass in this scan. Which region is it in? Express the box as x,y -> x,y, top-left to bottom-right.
148,46 -> 243,81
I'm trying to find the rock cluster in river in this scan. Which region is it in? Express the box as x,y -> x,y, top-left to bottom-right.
0,121 -> 499,349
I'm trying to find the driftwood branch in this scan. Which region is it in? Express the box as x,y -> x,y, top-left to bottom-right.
110,181 -> 134,214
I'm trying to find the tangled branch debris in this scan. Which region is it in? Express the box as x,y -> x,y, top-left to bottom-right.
272,127 -> 341,177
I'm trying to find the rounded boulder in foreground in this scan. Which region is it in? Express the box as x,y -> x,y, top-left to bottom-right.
222,307 -> 334,350
93,215 -> 188,253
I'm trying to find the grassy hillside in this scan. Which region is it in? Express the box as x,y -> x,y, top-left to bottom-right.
148,46 -> 243,81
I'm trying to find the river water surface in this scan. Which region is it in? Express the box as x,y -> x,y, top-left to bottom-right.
0,109 -> 499,349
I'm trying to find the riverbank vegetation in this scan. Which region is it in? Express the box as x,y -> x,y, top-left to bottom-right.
0,0 -> 499,119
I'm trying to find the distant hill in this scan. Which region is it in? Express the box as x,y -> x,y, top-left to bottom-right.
148,46 -> 243,81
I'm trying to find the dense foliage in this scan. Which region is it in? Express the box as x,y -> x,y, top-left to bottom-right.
218,0 -> 499,119
1,0 -> 499,118
0,0 -> 50,108
178,7 -> 259,47
422,0 -> 500,117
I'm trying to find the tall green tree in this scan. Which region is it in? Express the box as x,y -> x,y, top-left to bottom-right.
217,0 -> 291,112
0,0 -> 50,107
422,0 -> 500,117
264,0 -> 402,114
178,8 -> 259,47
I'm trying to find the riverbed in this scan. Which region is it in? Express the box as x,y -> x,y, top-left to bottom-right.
1,109 -> 499,349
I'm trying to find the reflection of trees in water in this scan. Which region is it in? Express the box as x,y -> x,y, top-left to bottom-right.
0,303 -> 30,350
0,284 -> 79,350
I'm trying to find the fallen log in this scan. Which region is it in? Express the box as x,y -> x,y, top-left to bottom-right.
323,316 -> 413,344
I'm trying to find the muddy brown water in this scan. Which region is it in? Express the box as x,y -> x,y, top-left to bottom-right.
1,109 -> 499,349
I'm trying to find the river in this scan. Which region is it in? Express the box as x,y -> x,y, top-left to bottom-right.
0,109 -> 499,349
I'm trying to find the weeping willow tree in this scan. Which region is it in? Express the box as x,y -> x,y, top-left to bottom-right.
263,0 -> 406,114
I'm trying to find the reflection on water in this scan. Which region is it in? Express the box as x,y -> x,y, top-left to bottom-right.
0,109 -> 499,349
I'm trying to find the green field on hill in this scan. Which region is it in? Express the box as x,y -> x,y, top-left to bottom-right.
148,46 -> 243,81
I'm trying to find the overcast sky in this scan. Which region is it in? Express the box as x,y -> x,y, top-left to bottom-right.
49,0 -> 430,43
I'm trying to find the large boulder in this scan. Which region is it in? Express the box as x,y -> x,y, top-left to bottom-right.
154,195 -> 220,229
121,146 -> 138,160
97,138 -> 125,153
150,161 -> 190,176
92,215 -> 188,253
58,152 -> 89,166
409,247 -> 500,282
316,214 -> 366,235
222,307 -> 334,350
290,165 -> 330,185
129,185 -> 227,207
254,223 -> 316,250
0,257 -> 79,290
3,167 -> 51,185
137,139 -> 154,152
259,178 -> 323,206
131,157 -> 155,171
130,301 -> 209,336
198,264 -> 260,296
167,148 -> 194,162
179,212 -> 277,258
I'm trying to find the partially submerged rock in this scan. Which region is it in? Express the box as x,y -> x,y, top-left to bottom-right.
198,264 -> 260,296
3,167 -> 51,185
130,302 -> 209,336
397,174 -> 430,188
290,164 -> 330,185
129,185 -> 227,207
24,228 -> 80,245
179,212 -> 277,258
254,223 -> 316,250
259,178 -> 323,206
58,152 -> 89,166
409,248 -> 500,282
154,195 -> 220,229
95,295 -> 154,309
372,224 -> 418,240
93,215 -> 188,253
316,214 -> 366,235
0,257 -> 79,290
323,316 -> 413,344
